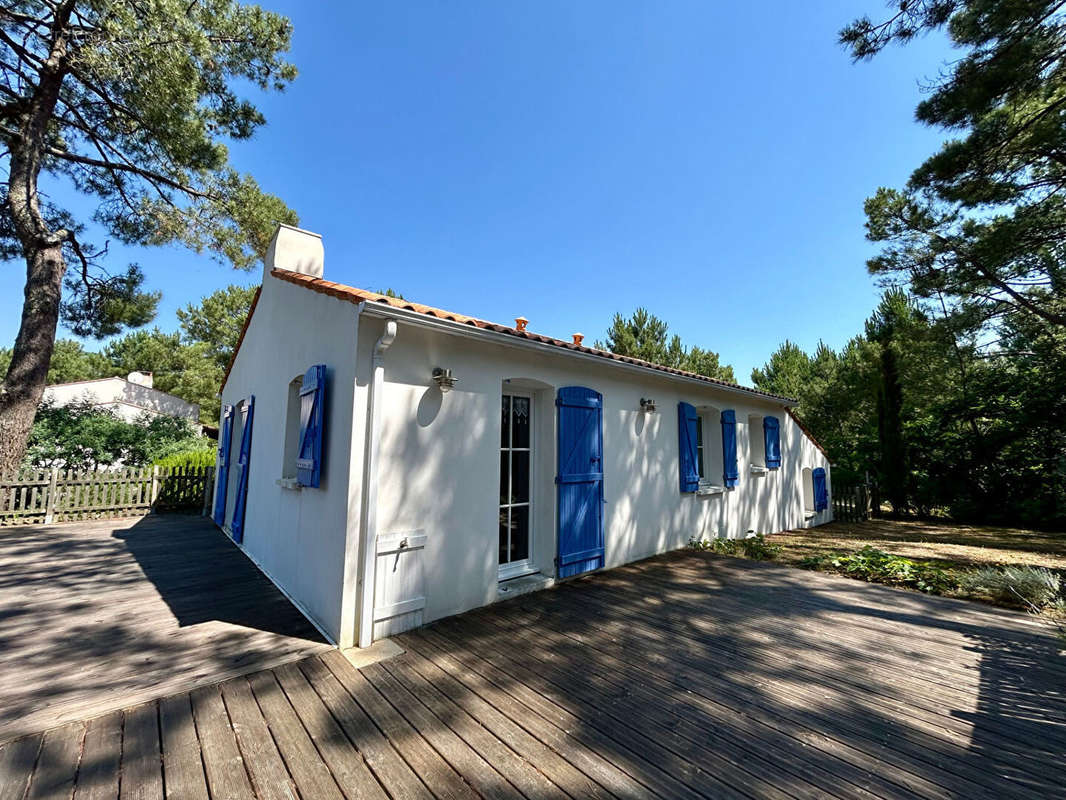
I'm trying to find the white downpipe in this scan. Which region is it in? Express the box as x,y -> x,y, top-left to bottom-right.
358,319 -> 397,648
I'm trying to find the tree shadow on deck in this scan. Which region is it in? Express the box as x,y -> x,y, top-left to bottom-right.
111,515 -> 322,638
0,514 -> 326,743
373,551 -> 1066,799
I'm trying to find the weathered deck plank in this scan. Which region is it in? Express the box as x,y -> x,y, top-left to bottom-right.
4,545 -> 1063,799
0,515 -> 329,743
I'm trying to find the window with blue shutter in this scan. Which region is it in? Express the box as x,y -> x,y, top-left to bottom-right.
231,396 -> 255,543
813,467 -> 828,512
764,416 -> 781,469
678,402 -> 700,493
297,364 -> 326,487
212,404 -> 234,526
721,410 -> 739,487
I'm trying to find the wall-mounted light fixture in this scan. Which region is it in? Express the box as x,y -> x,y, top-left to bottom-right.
432,367 -> 458,393
640,397 -> 657,413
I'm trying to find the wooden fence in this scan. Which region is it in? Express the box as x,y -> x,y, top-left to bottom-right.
0,465 -> 216,526
832,482 -> 873,523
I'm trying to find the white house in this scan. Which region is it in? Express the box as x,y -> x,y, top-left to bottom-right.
216,225 -> 832,650
43,372 -> 200,423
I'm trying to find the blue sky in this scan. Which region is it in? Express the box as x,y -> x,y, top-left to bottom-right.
1,1 -> 954,384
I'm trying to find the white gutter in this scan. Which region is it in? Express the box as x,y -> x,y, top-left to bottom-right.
357,318 -> 398,648
358,302 -> 797,407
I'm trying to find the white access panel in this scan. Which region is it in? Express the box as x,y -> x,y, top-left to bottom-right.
373,530 -> 427,640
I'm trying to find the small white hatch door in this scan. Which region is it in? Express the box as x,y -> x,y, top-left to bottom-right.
373,530 -> 427,640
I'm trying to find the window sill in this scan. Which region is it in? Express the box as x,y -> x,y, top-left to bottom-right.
499,560 -> 537,582
276,478 -> 302,491
749,465 -> 769,475
696,483 -> 725,496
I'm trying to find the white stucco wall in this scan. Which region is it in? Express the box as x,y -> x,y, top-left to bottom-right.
218,277 -> 361,644
356,314 -> 832,629
43,378 -> 200,422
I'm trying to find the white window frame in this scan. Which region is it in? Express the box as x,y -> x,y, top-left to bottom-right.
749,413 -> 768,474
696,408 -> 725,495
499,391 -> 536,581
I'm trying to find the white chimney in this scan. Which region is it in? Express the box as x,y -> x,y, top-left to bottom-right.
127,371 -> 153,389
264,224 -> 324,280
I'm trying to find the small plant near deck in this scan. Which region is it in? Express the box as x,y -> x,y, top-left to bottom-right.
957,565 -> 1062,609
688,533 -> 780,561
803,546 -> 956,594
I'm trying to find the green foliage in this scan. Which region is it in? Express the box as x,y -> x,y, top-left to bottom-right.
0,340 -> 111,386
753,282 -> 1066,526
688,533 -> 781,560
61,266 -> 161,339
5,284 -> 256,428
957,565 -> 1063,608
24,401 -> 205,471
0,0 -> 299,338
596,308 -> 736,383
842,1 -> 1066,331
176,284 -> 258,368
153,443 -> 217,469
104,329 -> 222,424
803,546 -> 957,594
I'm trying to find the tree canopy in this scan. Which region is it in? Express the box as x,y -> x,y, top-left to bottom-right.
0,283 -> 256,424
0,0 -> 298,471
843,0 -> 1066,330
595,307 -> 736,383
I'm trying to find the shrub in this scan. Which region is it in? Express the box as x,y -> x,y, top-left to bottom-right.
153,446 -> 216,470
688,533 -> 780,560
806,546 -> 956,594
957,565 -> 1062,609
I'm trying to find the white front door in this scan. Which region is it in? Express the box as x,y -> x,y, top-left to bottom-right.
499,393 -> 534,579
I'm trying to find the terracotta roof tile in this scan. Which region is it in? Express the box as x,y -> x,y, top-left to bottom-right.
224,268 -> 797,406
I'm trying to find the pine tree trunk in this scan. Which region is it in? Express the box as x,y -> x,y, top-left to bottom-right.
0,2 -> 74,473
0,245 -> 66,473
877,344 -> 908,516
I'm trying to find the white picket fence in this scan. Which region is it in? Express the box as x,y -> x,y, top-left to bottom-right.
0,465 -> 216,526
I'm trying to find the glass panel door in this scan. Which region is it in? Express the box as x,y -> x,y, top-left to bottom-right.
499,393 -> 533,578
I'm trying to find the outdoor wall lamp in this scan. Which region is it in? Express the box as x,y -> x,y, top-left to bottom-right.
640,397 -> 657,412
432,367 -> 458,393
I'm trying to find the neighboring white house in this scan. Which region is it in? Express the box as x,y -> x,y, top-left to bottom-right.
43,372 -> 200,423
216,225 -> 832,650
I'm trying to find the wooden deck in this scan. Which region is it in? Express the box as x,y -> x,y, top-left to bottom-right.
0,515 -> 329,743
3,547 -> 1065,798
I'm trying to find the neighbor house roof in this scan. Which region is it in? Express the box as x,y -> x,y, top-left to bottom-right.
223,268 -> 798,407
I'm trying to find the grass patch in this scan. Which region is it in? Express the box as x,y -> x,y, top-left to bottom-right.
957,565 -> 1062,609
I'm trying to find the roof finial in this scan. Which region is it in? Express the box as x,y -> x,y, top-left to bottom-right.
515,316 -> 529,332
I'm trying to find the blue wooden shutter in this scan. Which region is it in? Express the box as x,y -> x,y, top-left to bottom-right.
813,467 -> 828,512
556,386 -> 605,579
677,402 -> 700,493
764,416 -> 781,469
230,396 -> 255,543
297,365 -> 326,487
212,404 -> 234,526
721,410 -> 739,487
